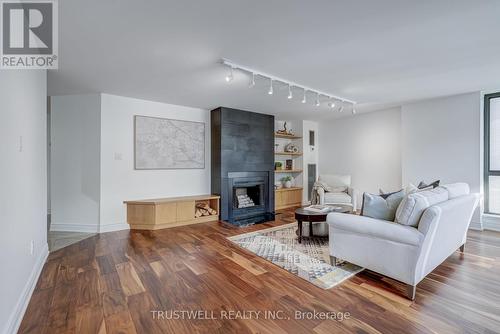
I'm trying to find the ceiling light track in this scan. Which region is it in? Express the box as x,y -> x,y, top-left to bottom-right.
221,58 -> 356,110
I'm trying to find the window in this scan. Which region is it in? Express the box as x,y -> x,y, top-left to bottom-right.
485,93 -> 500,214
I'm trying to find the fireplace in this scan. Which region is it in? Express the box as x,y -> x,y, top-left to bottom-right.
211,107 -> 275,226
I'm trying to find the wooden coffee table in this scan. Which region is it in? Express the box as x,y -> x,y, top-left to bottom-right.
295,205 -> 352,243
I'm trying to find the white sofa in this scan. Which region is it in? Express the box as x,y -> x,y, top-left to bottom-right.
317,174 -> 358,211
327,183 -> 479,300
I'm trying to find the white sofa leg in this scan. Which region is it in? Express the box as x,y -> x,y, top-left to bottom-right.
407,284 -> 416,301
330,255 -> 337,267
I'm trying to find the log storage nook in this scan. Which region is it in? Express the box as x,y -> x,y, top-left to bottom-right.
124,195 -> 220,230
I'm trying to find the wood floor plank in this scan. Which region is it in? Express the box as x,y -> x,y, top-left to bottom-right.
19,212 -> 500,334
105,311 -> 137,334
115,262 -> 146,296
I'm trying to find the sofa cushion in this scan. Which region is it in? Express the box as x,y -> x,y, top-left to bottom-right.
318,174 -> 351,188
323,192 -> 352,204
328,213 -> 424,246
395,187 -> 449,227
441,183 -> 470,198
361,189 -> 405,221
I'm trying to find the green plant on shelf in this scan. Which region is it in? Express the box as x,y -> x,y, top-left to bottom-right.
274,162 -> 283,170
280,176 -> 292,182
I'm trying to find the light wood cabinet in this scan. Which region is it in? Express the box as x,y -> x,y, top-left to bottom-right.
124,195 -> 220,230
275,187 -> 302,210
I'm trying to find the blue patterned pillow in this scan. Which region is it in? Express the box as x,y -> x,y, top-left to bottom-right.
361,189 -> 405,221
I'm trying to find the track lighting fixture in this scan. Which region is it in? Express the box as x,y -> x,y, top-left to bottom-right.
225,66 -> 233,82
249,72 -> 255,88
220,59 -> 357,114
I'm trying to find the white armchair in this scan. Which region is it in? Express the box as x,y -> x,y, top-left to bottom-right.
327,183 -> 479,300
317,174 -> 358,211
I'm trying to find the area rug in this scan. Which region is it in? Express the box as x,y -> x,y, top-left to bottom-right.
227,223 -> 363,289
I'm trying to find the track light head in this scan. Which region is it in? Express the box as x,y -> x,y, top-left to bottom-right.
225,66 -> 234,82
338,101 -> 344,113
268,79 -> 273,95
352,104 -> 356,114
287,85 -> 293,99
249,72 -> 255,88
302,90 -> 306,103
315,94 -> 320,107
328,99 -> 336,109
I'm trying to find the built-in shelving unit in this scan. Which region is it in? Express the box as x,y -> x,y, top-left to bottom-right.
274,152 -> 303,156
275,133 -> 302,139
275,187 -> 303,210
274,122 -> 304,210
275,169 -> 303,173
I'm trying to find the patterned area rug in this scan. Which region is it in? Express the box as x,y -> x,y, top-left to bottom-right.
228,223 -> 364,289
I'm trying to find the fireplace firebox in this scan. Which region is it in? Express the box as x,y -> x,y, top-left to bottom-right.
227,172 -> 270,225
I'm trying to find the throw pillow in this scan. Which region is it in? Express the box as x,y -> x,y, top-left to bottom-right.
395,186 -> 449,227
418,180 -> 440,189
405,183 -> 418,194
330,186 -> 347,193
317,181 -> 332,192
361,189 -> 405,221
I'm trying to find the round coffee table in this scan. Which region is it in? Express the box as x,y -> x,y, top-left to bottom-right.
295,205 -> 352,243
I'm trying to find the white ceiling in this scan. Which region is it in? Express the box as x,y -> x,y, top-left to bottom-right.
49,0 -> 500,120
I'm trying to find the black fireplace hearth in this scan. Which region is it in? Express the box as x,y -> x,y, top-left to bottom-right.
211,107 -> 275,226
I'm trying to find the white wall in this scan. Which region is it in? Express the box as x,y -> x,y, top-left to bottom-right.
50,95 -> 101,232
99,94 -> 210,231
319,108 -> 402,208
0,71 -> 48,334
302,120 -> 319,203
401,92 -> 482,225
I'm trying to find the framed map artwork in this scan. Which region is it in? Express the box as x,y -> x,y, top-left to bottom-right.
134,115 -> 205,169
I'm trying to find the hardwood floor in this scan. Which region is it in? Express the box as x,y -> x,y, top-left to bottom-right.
19,210 -> 500,333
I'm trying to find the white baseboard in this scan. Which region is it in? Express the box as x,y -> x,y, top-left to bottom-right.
4,243 -> 49,334
99,223 -> 130,233
50,223 -> 99,233
469,220 -> 484,231
483,214 -> 500,232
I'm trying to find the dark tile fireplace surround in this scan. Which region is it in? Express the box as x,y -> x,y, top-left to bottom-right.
211,107 -> 275,226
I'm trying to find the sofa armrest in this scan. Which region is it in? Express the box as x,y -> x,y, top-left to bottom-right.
347,187 -> 358,211
327,212 -> 424,246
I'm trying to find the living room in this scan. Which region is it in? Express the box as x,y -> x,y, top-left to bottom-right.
1,1 -> 500,333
